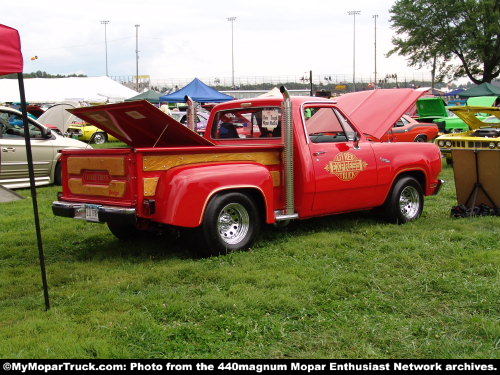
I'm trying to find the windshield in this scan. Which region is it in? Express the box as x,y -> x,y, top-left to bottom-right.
484,116 -> 500,124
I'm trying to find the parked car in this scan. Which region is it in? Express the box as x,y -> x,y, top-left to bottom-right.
169,110 -> 210,133
0,106 -> 91,188
66,123 -> 119,144
37,102 -> 118,145
380,115 -> 439,143
435,106 -> 500,164
417,96 -> 495,133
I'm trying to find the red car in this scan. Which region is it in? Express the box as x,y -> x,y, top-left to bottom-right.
336,89 -> 439,143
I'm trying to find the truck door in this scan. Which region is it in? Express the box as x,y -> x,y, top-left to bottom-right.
304,105 -> 378,214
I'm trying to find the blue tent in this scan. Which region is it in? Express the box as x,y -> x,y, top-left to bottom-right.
159,78 -> 233,103
444,88 -> 465,96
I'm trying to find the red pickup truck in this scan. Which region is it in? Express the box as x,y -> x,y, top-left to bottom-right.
52,87 -> 443,254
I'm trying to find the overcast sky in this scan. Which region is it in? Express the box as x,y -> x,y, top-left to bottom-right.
3,0 -> 432,82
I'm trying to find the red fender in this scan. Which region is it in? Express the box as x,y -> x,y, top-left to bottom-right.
152,162 -> 276,227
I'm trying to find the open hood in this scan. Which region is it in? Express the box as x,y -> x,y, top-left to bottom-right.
448,106 -> 500,129
335,89 -> 427,140
68,100 -> 214,148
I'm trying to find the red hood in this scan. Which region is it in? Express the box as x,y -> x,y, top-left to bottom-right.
68,100 -> 214,148
335,89 -> 427,140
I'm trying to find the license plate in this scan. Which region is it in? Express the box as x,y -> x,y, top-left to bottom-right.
85,204 -> 100,222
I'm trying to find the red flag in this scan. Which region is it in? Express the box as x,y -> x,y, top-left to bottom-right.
0,24 -> 23,75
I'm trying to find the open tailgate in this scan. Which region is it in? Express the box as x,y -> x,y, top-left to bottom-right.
68,100 -> 214,148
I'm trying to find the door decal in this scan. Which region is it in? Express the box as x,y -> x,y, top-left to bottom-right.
324,151 -> 368,181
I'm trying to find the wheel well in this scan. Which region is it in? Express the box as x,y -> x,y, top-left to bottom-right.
396,170 -> 426,191
92,132 -> 107,139
414,134 -> 427,141
214,188 -> 267,223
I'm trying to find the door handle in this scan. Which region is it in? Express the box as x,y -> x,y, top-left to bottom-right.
2,147 -> 16,152
312,151 -> 326,156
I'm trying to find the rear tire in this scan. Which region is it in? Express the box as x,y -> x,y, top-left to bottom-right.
414,135 -> 427,142
384,177 -> 424,224
91,132 -> 107,144
195,192 -> 260,256
54,162 -> 62,185
107,221 -> 144,241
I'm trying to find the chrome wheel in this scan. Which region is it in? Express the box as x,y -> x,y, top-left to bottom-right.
399,186 -> 420,220
217,203 -> 250,245
93,133 -> 106,144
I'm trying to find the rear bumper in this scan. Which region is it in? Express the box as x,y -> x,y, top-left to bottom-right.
52,201 -> 136,225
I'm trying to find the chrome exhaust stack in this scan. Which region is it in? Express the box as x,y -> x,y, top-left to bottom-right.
184,95 -> 197,132
276,85 -> 298,221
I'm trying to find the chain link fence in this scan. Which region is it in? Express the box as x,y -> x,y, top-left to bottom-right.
112,72 -> 436,93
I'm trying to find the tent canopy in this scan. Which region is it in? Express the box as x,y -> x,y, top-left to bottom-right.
0,76 -> 138,103
444,88 -> 465,96
125,89 -> 163,104
0,24 -> 23,75
159,78 -> 233,103
458,83 -> 500,98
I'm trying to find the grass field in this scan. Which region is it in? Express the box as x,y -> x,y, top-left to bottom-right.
0,164 -> 498,359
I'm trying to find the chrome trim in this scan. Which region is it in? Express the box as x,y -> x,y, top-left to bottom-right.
275,213 -> 299,221
52,201 -> 136,221
280,86 -> 295,216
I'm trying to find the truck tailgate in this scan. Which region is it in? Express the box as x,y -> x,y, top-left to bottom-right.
59,148 -> 137,207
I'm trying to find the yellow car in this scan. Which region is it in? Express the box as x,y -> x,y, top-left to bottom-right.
67,123 -> 118,144
435,106 -> 500,164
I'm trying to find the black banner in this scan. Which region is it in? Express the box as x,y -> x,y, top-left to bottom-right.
0,359 -> 498,374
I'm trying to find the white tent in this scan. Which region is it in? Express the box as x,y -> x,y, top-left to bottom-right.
37,101 -> 86,133
0,76 -> 138,103
257,87 -> 282,98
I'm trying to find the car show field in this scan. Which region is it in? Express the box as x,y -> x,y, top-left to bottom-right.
0,165 -> 498,358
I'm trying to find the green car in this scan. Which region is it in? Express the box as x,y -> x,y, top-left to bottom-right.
416,96 -> 497,133
416,97 -> 468,133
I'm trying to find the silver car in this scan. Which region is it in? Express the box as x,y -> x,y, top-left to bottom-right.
0,106 -> 91,189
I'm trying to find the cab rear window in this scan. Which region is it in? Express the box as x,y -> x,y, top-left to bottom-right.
212,107 -> 281,139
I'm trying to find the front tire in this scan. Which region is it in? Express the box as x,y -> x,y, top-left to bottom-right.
91,132 -> 107,144
384,177 -> 424,224
196,192 -> 260,255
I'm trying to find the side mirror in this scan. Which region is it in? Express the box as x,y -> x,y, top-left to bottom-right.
43,128 -> 52,138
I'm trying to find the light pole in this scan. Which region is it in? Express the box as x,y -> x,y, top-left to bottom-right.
347,10 -> 360,91
227,16 -> 237,88
373,14 -> 378,89
100,20 -> 110,76
135,24 -> 140,91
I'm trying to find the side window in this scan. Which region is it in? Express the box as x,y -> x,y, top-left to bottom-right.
212,107 -> 281,139
334,109 -> 358,141
0,112 -> 43,139
394,116 -> 409,127
304,106 -> 357,143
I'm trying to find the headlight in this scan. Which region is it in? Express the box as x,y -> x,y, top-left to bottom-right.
489,142 -> 495,149
438,140 -> 445,147
445,141 -> 452,147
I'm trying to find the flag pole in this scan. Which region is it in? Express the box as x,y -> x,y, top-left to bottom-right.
17,72 -> 50,311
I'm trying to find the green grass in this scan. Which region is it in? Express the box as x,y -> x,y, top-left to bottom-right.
0,165 -> 498,359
